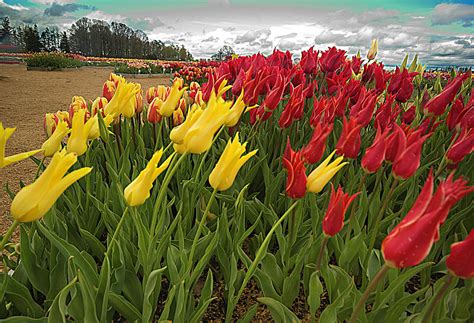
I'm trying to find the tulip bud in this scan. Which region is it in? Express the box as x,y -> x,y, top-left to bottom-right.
135,85 -> 144,113
367,39 -> 378,60
67,109 -> 94,156
362,126 -> 389,174
306,150 -> 348,194
44,113 -> 58,137
209,133 -> 257,191
147,98 -> 163,124
446,128 -> 474,165
146,86 -> 157,104
446,229 -> 474,279
322,185 -> 359,236
302,122 -> 333,164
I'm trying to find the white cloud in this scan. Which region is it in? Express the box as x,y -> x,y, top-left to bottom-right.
0,0 -> 28,11
432,3 -> 474,27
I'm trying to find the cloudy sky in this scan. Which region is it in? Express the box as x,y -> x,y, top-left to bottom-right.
1,0 -> 473,65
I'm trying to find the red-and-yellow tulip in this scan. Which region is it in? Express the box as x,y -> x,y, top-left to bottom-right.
41,121 -> 70,157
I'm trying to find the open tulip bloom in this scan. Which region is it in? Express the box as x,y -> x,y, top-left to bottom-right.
0,122 -> 42,168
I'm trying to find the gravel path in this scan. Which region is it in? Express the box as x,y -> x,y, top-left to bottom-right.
0,64 -> 170,238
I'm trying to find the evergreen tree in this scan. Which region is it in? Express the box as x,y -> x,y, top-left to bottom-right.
1,17 -> 12,42
60,31 -> 70,53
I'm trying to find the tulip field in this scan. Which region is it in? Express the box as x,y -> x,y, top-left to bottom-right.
0,46 -> 473,322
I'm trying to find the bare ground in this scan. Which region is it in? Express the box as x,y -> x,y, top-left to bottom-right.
0,63 -> 170,239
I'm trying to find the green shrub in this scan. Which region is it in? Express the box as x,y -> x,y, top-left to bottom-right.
26,52 -> 83,70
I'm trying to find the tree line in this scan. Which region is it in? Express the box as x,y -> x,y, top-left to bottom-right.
0,16 -> 193,61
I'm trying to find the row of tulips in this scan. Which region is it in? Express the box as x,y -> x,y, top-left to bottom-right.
1,44 -> 473,322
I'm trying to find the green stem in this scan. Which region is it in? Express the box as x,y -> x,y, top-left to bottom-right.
154,121 -> 164,151
227,199 -> 300,321
349,264 -> 390,323
35,157 -> 46,179
187,188 -> 217,272
105,207 -> 129,257
0,220 -> 19,252
194,126 -> 225,180
315,235 -> 329,272
345,172 -> 367,242
421,274 -> 454,323
150,152 -> 187,237
366,178 -> 398,261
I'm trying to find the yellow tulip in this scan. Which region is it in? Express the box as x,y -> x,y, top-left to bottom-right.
367,39 -> 378,60
41,121 -> 70,157
124,149 -> 173,206
225,90 -> 257,127
209,133 -> 257,191
10,149 -> 92,222
88,114 -> 115,140
181,93 -> 232,154
156,85 -> 168,101
66,109 -> 94,156
170,103 -> 204,145
0,123 -> 42,168
306,151 -> 348,193
160,79 -> 188,117
216,79 -> 232,98
104,80 -> 139,117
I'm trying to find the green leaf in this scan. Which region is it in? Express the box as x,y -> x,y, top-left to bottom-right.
108,291 -> 141,322
47,276 -> 78,323
143,267 -> 166,322
308,272 -> 323,318
257,297 -> 299,323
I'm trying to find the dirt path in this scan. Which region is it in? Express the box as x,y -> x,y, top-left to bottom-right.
0,64 -> 170,238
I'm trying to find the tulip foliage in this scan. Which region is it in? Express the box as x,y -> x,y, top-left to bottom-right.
0,46 -> 473,322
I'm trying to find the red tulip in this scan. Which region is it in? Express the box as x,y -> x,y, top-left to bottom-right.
424,72 -> 470,116
336,117 -> 362,159
278,84 -> 305,128
446,128 -> 474,165
446,229 -> 474,279
350,89 -> 378,127
362,126 -> 389,174
302,122 -> 333,164
282,139 -> 307,199
261,74 -> 287,113
401,105 -> 416,125
300,47 -> 318,74
392,127 -> 431,179
375,95 -> 398,131
395,76 -> 415,103
446,99 -> 464,131
322,185 -> 359,236
382,171 -> 474,268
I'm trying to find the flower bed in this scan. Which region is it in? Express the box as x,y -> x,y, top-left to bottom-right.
0,46 -> 473,322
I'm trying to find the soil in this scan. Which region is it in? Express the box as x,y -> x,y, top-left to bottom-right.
0,63 -> 170,240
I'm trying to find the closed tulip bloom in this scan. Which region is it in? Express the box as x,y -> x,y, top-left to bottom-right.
44,113 -> 59,137
362,126 -> 389,173
322,185 -> 359,236
302,122 -> 333,164
102,80 -> 116,101
67,109 -> 94,156
160,79 -> 188,117
209,133 -> 257,191
0,123 -> 42,168
91,97 -> 108,117
446,128 -> 474,165
367,39 -> 378,60
11,149 -> 92,222
173,108 -> 184,126
146,86 -> 157,104
180,93 -> 231,154
446,229 -> 474,279
147,98 -> 163,124
392,128 -> 431,179
68,96 -> 89,122
336,117 -> 363,159
104,80 -> 139,117
156,85 -> 168,101
307,150 -> 348,193
135,85 -> 144,113
41,121 -> 70,157
382,171 -> 474,268
282,139 -> 307,199
124,149 -> 172,206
